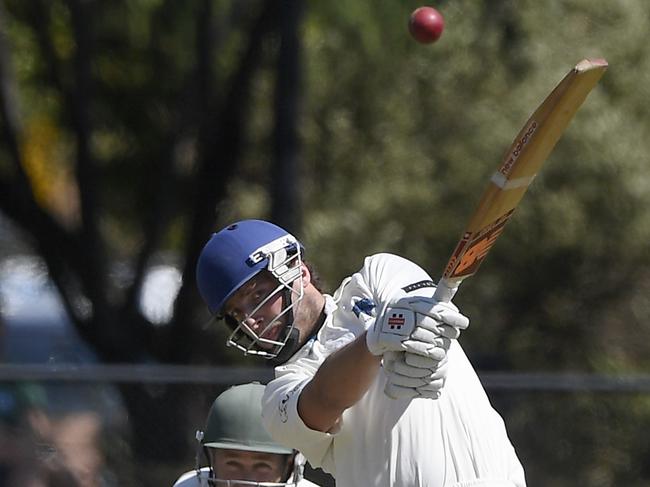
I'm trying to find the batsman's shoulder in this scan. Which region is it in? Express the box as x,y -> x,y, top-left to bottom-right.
361,252 -> 417,276
362,253 -> 432,288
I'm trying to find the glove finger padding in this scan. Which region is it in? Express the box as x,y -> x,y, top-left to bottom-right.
386,366 -> 447,387
386,354 -> 447,379
383,350 -> 403,363
409,328 -> 452,348
435,324 -> 461,340
387,372 -> 439,388
385,382 -> 443,400
385,350 -> 447,369
404,351 -> 448,372
366,328 -> 411,355
401,339 -> 448,360
383,351 -> 448,399
415,382 -> 446,399
395,297 -> 470,331
384,382 -> 422,399
408,316 -> 462,340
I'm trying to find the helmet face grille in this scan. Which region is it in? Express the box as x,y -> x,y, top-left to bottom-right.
226,261 -> 304,360
206,479 -> 294,486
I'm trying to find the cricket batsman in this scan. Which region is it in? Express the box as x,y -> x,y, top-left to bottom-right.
195,219 -> 526,486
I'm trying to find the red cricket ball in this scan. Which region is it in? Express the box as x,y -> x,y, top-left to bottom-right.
409,6 -> 445,44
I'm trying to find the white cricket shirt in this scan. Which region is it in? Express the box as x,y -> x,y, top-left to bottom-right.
262,253 -> 526,487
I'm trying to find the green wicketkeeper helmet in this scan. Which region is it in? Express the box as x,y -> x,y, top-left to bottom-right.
202,382 -> 293,455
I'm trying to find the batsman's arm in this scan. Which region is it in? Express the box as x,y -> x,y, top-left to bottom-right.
298,332 -> 381,433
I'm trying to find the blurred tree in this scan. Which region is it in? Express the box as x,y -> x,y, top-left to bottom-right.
0,0 -> 304,480
0,0 -> 294,363
270,0 -> 304,233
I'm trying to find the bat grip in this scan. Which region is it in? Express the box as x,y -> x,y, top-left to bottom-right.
433,277 -> 459,303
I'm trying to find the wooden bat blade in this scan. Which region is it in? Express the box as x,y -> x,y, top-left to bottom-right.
434,58 -> 608,302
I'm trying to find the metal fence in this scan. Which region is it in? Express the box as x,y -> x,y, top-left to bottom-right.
3,363 -> 650,391
2,365 -> 650,487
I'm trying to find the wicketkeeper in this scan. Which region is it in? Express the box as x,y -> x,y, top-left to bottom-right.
172,382 -> 320,487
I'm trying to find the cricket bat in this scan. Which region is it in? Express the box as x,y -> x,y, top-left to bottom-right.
433,58 -> 608,303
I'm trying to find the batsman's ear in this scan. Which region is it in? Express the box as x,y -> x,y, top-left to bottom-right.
300,262 -> 311,286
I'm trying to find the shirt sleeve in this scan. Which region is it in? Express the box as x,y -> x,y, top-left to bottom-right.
261,368 -> 337,472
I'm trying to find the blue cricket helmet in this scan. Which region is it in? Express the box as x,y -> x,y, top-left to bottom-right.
196,220 -> 300,315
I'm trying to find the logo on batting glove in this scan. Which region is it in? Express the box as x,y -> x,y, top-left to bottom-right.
382,308 -> 415,337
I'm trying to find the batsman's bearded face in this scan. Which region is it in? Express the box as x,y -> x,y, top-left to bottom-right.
222,267 -> 304,359
225,271 -> 289,344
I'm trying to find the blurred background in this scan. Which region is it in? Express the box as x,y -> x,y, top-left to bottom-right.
0,0 -> 649,486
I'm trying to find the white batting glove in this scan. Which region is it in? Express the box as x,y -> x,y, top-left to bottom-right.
366,296 -> 469,357
383,351 -> 449,399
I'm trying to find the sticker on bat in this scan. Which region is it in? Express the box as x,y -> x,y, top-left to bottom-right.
498,120 -> 538,178
443,209 -> 516,279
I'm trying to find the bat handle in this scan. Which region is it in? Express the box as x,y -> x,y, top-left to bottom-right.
433,277 -> 460,303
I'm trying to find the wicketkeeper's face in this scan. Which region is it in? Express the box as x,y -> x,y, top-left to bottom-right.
210,448 -> 292,485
